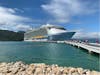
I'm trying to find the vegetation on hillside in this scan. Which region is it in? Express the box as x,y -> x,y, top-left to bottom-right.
0,30 -> 24,41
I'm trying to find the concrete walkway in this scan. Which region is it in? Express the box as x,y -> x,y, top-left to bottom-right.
65,41 -> 100,54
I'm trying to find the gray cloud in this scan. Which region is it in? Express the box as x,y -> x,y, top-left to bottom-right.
0,6 -> 33,31
72,29 -> 100,39
41,0 -> 98,23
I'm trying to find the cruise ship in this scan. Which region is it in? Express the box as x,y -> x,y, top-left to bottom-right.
24,24 -> 75,41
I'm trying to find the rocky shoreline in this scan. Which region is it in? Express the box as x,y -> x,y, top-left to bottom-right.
0,61 -> 99,75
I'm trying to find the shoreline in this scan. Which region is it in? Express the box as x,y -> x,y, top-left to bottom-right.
0,61 -> 99,75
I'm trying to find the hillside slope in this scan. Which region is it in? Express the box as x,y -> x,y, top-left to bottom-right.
0,30 -> 24,41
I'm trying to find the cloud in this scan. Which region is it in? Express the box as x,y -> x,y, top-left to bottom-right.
15,24 -> 32,31
0,6 -> 33,31
41,0 -> 98,23
0,24 -> 32,31
72,30 -> 100,39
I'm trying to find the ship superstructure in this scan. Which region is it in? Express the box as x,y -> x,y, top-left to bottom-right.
24,24 -> 75,41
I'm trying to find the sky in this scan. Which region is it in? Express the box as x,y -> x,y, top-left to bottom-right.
0,0 -> 99,39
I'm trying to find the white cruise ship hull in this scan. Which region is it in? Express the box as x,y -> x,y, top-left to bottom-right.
24,24 -> 76,41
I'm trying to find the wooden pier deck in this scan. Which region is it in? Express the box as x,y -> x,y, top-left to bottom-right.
65,41 -> 100,54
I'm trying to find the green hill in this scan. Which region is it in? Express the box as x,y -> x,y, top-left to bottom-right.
0,30 -> 24,41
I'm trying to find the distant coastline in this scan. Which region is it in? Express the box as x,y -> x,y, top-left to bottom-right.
0,29 -> 99,43
0,30 -> 24,41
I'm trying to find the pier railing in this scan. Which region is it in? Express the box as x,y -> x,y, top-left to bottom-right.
65,41 -> 100,54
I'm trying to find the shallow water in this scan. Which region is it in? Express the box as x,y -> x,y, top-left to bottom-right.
0,41 -> 99,71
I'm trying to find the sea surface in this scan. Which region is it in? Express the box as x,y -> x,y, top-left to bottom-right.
0,41 -> 99,71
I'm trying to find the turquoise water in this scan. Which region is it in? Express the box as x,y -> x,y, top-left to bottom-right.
0,42 -> 99,71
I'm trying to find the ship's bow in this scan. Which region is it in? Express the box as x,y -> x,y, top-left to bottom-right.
48,32 -> 75,41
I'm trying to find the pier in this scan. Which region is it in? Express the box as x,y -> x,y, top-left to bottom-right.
64,41 -> 100,54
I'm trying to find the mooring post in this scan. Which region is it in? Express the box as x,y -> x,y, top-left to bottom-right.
78,45 -> 80,48
88,50 -> 92,54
